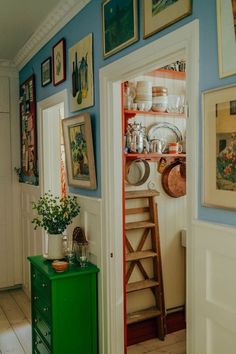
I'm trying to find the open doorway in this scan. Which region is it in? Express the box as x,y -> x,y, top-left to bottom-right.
99,21 -> 199,354
122,60 -> 187,353
38,90 -> 68,255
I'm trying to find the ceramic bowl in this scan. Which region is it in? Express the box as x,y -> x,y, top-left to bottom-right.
52,260 -> 69,273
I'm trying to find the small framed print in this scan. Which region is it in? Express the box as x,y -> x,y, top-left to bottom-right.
41,57 -> 52,87
52,38 -> 66,86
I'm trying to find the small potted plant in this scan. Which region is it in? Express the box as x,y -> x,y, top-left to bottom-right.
32,192 -> 80,259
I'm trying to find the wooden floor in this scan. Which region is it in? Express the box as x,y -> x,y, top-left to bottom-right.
0,288 -> 186,354
0,289 -> 31,354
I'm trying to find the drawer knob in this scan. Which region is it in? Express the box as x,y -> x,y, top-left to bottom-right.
34,318 -> 38,323
34,296 -> 39,301
35,340 -> 42,345
42,283 -> 47,288
33,274 -> 36,278
43,307 -> 49,312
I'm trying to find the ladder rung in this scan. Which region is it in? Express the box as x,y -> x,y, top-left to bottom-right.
126,279 -> 159,293
125,207 -> 150,215
126,307 -> 162,325
125,190 -> 160,199
126,250 -> 157,261
125,221 -> 155,230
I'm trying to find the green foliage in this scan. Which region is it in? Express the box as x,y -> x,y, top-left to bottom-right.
32,192 -> 80,235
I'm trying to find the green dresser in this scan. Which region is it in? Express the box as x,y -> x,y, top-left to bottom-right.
28,255 -> 99,354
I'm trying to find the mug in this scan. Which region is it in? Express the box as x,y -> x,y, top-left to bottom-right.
168,142 -> 183,154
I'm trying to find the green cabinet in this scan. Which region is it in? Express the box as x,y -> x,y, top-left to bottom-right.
28,256 -> 99,354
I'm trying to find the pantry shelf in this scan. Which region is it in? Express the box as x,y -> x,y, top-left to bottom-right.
124,109 -> 185,118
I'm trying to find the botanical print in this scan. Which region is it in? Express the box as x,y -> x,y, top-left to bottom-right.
69,34 -> 93,112
231,0 -> 236,36
104,0 -> 134,54
68,123 -> 90,181
216,100 -> 236,191
53,39 -> 65,85
152,0 -> 178,16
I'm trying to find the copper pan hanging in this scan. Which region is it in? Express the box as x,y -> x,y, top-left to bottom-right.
161,160 -> 186,198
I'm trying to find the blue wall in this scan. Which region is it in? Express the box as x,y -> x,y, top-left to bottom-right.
20,0 -> 236,226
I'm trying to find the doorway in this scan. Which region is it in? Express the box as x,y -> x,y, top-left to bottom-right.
38,90 -> 68,254
99,20 -> 199,354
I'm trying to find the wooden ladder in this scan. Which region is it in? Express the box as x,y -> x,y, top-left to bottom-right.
125,189 -> 166,340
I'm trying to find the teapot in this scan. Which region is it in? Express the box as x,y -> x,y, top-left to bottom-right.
150,139 -> 166,153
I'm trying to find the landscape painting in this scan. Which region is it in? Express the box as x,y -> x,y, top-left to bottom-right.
152,0 -> 178,16
102,0 -> 138,58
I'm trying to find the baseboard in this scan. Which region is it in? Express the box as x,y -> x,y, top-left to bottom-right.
127,309 -> 186,346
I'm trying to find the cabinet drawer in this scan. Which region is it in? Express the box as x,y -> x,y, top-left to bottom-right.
32,293 -> 51,324
33,309 -> 51,347
32,266 -> 51,300
33,329 -> 51,354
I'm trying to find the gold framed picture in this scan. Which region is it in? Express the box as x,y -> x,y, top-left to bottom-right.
202,84 -> 236,210
216,0 -> 236,78
102,0 -> 138,58
62,113 -> 96,190
143,0 -> 192,39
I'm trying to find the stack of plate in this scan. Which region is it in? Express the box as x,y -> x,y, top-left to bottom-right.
134,81 -> 152,111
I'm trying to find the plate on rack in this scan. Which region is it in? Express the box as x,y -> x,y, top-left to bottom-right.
147,122 -> 183,144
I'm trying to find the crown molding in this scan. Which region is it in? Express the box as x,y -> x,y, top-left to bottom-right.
14,0 -> 91,70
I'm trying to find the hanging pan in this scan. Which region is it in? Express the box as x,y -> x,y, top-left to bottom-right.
125,159 -> 150,186
161,160 -> 186,198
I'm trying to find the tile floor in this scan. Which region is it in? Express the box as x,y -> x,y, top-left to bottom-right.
0,288 -> 186,354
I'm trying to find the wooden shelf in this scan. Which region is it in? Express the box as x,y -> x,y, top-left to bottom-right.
144,69 -> 186,80
124,109 -> 185,118
126,279 -> 159,293
125,152 -> 186,160
127,307 -> 162,325
125,221 -> 156,231
125,190 -> 160,199
126,250 -> 157,262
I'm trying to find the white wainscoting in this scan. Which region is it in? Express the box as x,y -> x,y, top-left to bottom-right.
192,220 -> 236,354
71,194 -> 104,354
21,184 -> 42,295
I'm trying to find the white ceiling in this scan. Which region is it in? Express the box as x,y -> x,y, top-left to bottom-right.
0,0 -> 59,60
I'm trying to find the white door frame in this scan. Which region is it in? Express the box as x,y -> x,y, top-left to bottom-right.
37,89 -> 68,193
100,20 -> 199,354
37,89 -> 68,252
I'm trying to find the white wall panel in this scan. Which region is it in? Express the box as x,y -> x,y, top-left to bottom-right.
193,221 -> 236,354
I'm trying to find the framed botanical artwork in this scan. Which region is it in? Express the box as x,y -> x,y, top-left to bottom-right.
19,74 -> 38,185
41,57 -> 52,87
52,38 -> 66,85
217,0 -> 236,78
102,0 -> 138,58
202,84 -> 236,210
143,0 -> 192,39
69,33 -> 94,112
62,113 -> 97,190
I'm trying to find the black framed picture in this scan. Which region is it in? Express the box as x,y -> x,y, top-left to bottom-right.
41,57 -> 52,87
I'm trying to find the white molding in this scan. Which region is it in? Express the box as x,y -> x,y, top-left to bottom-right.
14,0 -> 91,70
99,20 -> 199,354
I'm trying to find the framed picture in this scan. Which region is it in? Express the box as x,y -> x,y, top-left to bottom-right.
202,84 -> 236,210
41,57 -> 52,87
217,0 -> 236,78
143,0 -> 192,39
62,113 -> 97,190
52,38 -> 66,85
19,74 -> 38,185
69,33 -> 94,112
102,0 -> 138,58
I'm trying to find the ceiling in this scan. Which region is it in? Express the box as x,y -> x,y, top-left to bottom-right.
0,0 -> 59,61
